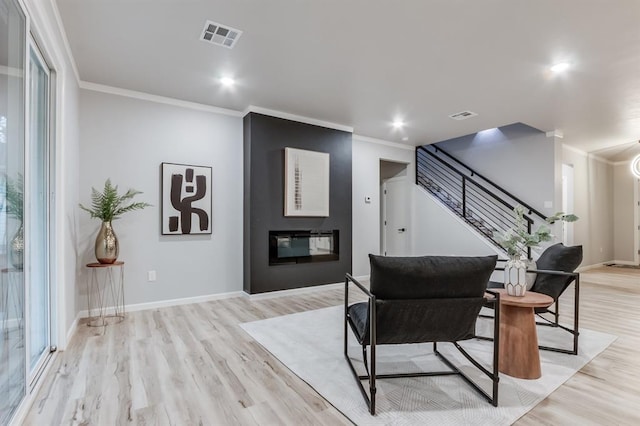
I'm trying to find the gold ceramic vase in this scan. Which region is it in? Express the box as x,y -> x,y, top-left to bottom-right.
9,223 -> 24,270
95,221 -> 119,264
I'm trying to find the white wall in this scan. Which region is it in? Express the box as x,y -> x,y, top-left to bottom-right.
78,89 -> 243,307
412,186 -> 502,257
434,123 -> 556,214
562,146 -> 614,266
352,136 -> 413,276
613,162 -> 636,262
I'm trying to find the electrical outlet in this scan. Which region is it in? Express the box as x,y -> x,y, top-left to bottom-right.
148,270 -> 157,282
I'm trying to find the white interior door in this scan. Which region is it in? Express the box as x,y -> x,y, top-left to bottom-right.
382,178 -> 409,256
561,164 -> 574,246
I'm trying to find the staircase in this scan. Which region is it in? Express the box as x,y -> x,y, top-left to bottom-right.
416,144 -> 547,257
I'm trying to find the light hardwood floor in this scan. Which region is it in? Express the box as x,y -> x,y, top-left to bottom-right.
24,266 -> 640,425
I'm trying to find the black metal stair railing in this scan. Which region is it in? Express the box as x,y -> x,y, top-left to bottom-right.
416,145 -> 547,258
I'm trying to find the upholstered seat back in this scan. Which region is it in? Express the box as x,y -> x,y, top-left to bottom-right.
349,254 -> 497,345
369,254 -> 497,299
531,243 -> 583,300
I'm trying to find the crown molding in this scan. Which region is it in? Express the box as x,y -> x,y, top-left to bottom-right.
352,134 -> 415,151
79,81 -> 244,117
244,105 -> 353,133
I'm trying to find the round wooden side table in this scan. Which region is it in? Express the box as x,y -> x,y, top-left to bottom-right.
86,261 -> 125,327
494,289 -> 553,379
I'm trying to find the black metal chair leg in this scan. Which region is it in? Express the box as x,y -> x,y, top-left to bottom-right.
362,345 -> 369,376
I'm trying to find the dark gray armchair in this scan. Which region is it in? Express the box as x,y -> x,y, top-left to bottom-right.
344,254 -> 500,415
488,243 -> 583,355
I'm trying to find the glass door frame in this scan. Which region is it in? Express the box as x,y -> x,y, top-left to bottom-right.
24,35 -> 54,389
2,0 -> 60,423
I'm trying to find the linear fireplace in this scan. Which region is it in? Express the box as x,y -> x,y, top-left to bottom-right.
269,230 -> 339,265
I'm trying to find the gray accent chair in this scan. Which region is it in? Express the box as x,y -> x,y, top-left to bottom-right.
488,243 -> 583,355
344,254 -> 500,415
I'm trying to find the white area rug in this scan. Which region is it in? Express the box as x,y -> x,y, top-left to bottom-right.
240,306 -> 616,425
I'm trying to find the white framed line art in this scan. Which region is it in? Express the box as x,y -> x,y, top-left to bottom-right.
284,147 -> 330,217
161,162 -> 213,234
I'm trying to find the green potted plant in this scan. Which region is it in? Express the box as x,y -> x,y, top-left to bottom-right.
80,179 -> 151,264
498,205 -> 578,296
4,174 -> 24,269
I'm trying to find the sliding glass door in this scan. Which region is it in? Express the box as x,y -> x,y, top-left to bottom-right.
27,41 -> 51,383
0,0 -> 26,423
0,0 -> 55,423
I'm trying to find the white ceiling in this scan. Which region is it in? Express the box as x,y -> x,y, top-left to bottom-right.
56,0 -> 640,158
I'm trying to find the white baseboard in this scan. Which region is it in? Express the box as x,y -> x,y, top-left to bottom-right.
576,262 -> 608,272
611,259 -> 639,266
74,290 -> 245,320
0,317 -> 21,330
577,259 -> 639,273
64,312 -> 81,348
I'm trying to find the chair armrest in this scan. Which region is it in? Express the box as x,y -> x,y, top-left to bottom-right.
526,269 -> 579,278
493,267 -> 578,279
483,289 -> 501,308
484,289 -> 500,301
345,273 -> 374,298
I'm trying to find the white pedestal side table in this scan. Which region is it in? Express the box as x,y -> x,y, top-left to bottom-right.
86,261 -> 125,327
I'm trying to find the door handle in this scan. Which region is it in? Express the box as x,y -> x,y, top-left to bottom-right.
397,228 -> 406,232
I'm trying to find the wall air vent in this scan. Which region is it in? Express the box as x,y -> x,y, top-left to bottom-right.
200,20 -> 242,49
448,111 -> 478,120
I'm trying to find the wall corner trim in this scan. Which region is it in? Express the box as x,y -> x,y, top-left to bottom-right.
79,81 -> 244,117
562,144 -> 613,165
244,105 -> 353,133
47,0 -> 82,84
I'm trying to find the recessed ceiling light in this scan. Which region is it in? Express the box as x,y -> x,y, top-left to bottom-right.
402,137 -> 409,141
550,62 -> 570,73
392,120 -> 405,129
220,77 -> 235,87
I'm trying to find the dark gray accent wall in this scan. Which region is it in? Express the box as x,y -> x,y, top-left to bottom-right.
243,113 -> 353,294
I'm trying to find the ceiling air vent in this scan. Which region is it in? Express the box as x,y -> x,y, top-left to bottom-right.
448,111 -> 478,121
200,20 -> 242,49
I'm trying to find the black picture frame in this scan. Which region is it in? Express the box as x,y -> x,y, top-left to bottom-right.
161,162 -> 213,235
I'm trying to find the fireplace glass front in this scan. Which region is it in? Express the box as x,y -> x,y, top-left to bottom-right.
269,230 -> 339,265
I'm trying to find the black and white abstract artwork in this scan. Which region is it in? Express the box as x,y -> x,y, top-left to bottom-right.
161,162 -> 212,235
284,147 -> 330,217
